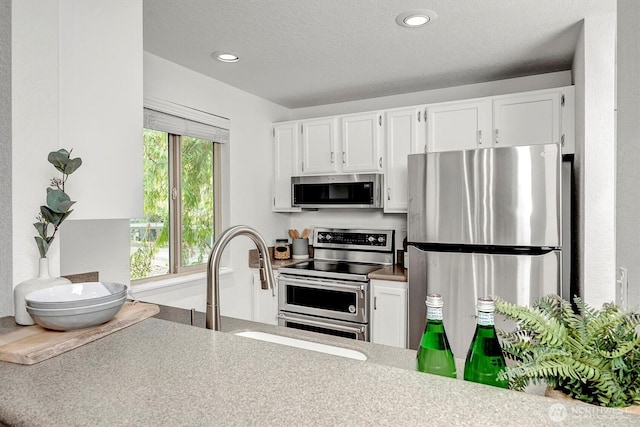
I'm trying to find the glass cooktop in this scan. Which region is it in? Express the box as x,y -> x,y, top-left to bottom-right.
278,260 -> 385,282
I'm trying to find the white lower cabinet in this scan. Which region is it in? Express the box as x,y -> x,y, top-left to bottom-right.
252,270 -> 279,325
370,279 -> 408,348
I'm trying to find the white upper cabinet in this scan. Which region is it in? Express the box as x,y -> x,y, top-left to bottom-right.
300,117 -> 339,174
426,99 -> 492,152
341,112 -> 383,173
493,91 -> 561,147
273,85 -> 576,212
384,107 -> 425,213
272,122 -> 301,212
425,87 -> 574,154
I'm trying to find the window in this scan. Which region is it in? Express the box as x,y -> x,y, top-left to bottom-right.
131,100 -> 228,281
130,130 -> 221,280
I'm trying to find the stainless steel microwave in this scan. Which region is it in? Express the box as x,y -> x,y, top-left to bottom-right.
291,174 -> 383,209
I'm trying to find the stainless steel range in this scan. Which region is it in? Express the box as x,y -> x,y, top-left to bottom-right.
277,227 -> 395,341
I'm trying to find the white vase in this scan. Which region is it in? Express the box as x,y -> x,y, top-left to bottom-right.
13,257 -> 71,326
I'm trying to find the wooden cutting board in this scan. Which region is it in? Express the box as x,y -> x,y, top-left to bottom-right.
0,301 -> 159,365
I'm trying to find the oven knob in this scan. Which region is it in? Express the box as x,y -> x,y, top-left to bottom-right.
378,236 -> 385,243
317,234 -> 324,241
326,234 -> 333,241
348,305 -> 356,313
368,236 -> 375,242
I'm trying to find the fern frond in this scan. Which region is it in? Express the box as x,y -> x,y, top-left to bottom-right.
493,294 -> 640,408
496,297 -> 567,347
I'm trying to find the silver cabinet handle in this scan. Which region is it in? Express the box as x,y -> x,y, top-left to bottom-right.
342,151 -> 346,163
378,115 -> 382,126
374,296 -> 377,310
478,129 -> 482,145
330,152 -> 334,163
387,187 -> 391,201
379,157 -> 383,168
495,129 -> 499,144
417,111 -> 421,122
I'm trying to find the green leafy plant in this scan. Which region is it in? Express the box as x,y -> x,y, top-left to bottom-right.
33,149 -> 82,258
495,294 -> 640,408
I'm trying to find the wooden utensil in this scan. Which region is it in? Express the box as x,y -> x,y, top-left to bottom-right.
301,228 -> 311,239
292,229 -> 300,239
288,229 -> 296,239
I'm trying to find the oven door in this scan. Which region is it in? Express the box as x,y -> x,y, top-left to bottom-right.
277,274 -> 368,323
277,312 -> 369,341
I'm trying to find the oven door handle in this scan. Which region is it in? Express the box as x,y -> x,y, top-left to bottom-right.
279,276 -> 365,296
277,313 -> 366,335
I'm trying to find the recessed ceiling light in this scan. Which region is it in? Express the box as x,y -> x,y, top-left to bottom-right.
212,51 -> 239,63
395,9 -> 438,28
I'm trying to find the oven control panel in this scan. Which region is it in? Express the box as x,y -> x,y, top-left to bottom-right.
314,228 -> 394,252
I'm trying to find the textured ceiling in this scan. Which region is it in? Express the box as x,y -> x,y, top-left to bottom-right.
143,0 -> 615,109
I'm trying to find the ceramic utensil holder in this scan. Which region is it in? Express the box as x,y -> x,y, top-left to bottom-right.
292,238 -> 309,259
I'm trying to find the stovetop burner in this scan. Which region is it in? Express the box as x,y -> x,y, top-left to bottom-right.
287,260 -> 383,275
279,260 -> 387,282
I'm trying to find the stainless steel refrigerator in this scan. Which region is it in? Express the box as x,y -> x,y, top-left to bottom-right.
407,143 -> 573,357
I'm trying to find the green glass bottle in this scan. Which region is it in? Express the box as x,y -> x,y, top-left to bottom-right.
463,297 -> 508,388
416,294 -> 457,379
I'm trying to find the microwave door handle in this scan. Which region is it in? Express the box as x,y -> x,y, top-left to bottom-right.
277,313 -> 366,336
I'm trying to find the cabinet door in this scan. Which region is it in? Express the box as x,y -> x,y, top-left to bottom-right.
426,99 -> 492,152
252,270 -> 278,325
300,117 -> 338,174
341,112 -> 383,173
560,86 -> 575,154
493,91 -> 561,147
384,107 -> 425,213
371,280 -> 408,348
272,123 -> 301,212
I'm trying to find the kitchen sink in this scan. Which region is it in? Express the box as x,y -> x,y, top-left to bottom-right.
234,331 -> 367,361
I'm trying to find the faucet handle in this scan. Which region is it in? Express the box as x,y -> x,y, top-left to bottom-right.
259,267 -> 269,290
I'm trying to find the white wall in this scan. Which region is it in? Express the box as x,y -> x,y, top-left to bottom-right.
143,52 -> 290,319
10,1 -> 142,320
616,0 -> 640,311
12,0 -> 62,291
0,0 -> 12,316
60,219 -> 131,285
572,14 -> 617,307
58,0 -> 143,220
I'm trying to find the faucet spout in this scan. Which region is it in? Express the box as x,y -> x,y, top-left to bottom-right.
206,225 -> 275,330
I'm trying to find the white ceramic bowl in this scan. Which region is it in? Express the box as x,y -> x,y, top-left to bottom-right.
26,295 -> 126,331
25,282 -> 127,309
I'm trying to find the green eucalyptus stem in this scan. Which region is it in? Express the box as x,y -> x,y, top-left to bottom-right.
33,148 -> 82,258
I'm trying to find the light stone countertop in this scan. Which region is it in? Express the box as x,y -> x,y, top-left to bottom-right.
368,265 -> 408,282
0,311 -> 637,426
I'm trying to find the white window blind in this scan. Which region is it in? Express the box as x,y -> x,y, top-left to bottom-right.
143,96 -> 230,143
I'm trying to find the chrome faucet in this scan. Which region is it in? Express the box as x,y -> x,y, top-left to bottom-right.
206,225 -> 276,330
